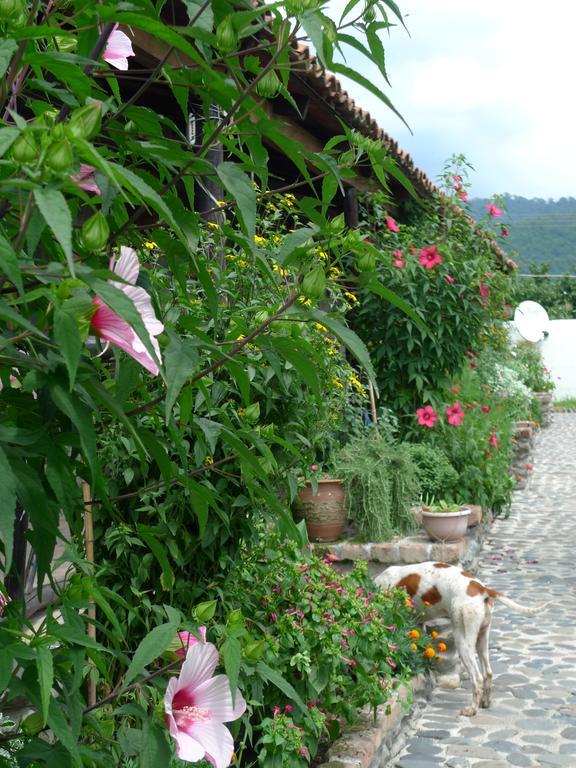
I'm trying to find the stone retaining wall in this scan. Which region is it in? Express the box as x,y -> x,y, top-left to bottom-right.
316,673 -> 433,768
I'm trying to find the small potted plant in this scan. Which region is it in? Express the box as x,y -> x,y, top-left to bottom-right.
420,498 -> 471,542
293,466 -> 348,543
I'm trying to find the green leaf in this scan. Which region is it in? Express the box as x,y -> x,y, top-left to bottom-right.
276,226 -> 317,266
216,162 -> 256,241
195,417 -> 221,454
123,622 -> 178,687
35,645 -> 54,727
0,125 -> 19,158
139,720 -> 171,768
256,661 -> 307,713
268,337 -> 320,398
164,334 -> 200,420
221,637 -> 241,707
0,39 -> 17,78
0,297 -> 47,340
138,530 -> 175,591
48,383 -> 97,482
0,445 -> 17,573
54,305 -> 82,389
0,232 -> 23,294
309,308 -> 379,396
48,699 -> 82,766
330,62 -> 409,131
33,188 -> 75,276
182,0 -> 214,30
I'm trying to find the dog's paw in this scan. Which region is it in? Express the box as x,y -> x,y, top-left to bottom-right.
460,706 -> 477,717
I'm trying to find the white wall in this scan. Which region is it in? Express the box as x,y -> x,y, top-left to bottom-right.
510,319 -> 576,399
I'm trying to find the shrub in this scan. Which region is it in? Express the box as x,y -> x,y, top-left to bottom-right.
408,444 -> 459,502
511,341 -> 555,392
221,532 -> 436,766
332,432 -> 420,540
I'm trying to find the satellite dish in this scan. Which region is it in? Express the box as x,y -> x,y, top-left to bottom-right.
513,301 -> 550,342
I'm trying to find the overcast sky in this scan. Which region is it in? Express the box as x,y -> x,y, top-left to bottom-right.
331,0 -> 575,200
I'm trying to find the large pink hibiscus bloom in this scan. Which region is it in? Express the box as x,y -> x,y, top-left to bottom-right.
164,642 -> 246,768
90,247 -> 163,375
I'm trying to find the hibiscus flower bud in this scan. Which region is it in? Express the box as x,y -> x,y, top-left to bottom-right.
301,264 -> 326,298
10,131 -> 38,165
81,211 -> 109,251
255,70 -> 281,99
356,251 -> 376,271
244,402 -> 260,423
68,102 -> 102,140
216,15 -> 238,54
254,309 -> 269,325
46,139 -> 74,173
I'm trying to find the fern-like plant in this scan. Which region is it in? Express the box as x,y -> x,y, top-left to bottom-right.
333,431 -> 420,541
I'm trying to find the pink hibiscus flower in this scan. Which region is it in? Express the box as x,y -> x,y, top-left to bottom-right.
165,642 -> 246,768
457,188 -> 468,202
90,247 -> 164,375
70,164 -> 101,195
385,215 -> 400,232
486,204 -> 502,217
445,402 -> 465,426
172,627 -> 207,659
418,245 -> 442,269
392,249 -> 404,268
416,405 -> 438,428
103,24 -> 135,70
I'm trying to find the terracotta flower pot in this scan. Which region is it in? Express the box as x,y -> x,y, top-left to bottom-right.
421,507 -> 471,542
293,478 -> 347,542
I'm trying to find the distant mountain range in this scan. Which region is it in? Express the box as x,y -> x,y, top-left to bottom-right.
468,195 -> 576,274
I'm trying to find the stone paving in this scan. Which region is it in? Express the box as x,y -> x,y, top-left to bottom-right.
387,413 -> 576,768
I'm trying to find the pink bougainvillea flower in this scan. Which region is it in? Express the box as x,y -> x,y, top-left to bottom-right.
444,275 -> 455,284
479,281 -> 489,298
385,215 -> 400,232
90,246 -> 164,375
103,24 -> 135,70
392,250 -> 405,268
486,203 -> 502,217
172,627 -> 207,659
418,245 -> 442,269
70,164 -> 101,195
416,405 -> 438,428
489,430 -> 499,449
164,641 -> 246,768
445,402 -> 465,426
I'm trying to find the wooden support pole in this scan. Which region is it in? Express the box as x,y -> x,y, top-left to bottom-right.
368,380 -> 380,440
82,482 -> 97,707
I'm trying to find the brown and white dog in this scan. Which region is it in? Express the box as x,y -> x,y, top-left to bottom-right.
375,561 -> 551,716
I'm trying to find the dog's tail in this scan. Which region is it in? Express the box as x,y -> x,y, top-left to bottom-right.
496,594 -> 552,615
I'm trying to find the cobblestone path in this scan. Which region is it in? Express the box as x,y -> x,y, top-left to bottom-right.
389,413 -> 576,768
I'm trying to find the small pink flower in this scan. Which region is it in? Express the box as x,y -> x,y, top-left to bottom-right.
310,464 -> 318,471
103,24 -> 135,70
490,430 -> 499,449
70,164 -> 101,195
385,215 -> 400,232
457,188 -> 468,202
284,705 -> 293,713
444,275 -> 455,284
481,406 -> 490,413
501,226 -> 509,237
416,405 -> 438,428
90,247 -> 164,375
486,203 -> 502,217
525,463 -> 534,472
164,642 -> 246,768
386,656 -> 397,669
392,250 -> 404,268
479,281 -> 489,298
453,175 -> 462,182
273,706 -> 280,716
418,245 -> 442,269
445,402 -> 465,426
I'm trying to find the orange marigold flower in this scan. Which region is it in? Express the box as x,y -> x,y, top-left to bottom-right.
430,630 -> 439,639
408,629 -> 420,640
410,643 -> 418,651
423,647 -> 436,659
437,642 -> 447,653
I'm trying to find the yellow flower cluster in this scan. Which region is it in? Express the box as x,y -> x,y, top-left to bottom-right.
297,297 -> 312,307
254,234 -> 267,246
144,240 -> 157,249
204,455 -> 214,465
272,263 -> 288,277
347,373 -> 365,395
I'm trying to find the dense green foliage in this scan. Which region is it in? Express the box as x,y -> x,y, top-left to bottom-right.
508,262 -> 576,319
332,431 -> 419,540
408,444 -> 458,503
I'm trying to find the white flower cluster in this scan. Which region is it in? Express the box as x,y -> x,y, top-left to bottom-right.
487,363 -> 532,404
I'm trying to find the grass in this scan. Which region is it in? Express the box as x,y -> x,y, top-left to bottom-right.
554,398 -> 576,409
